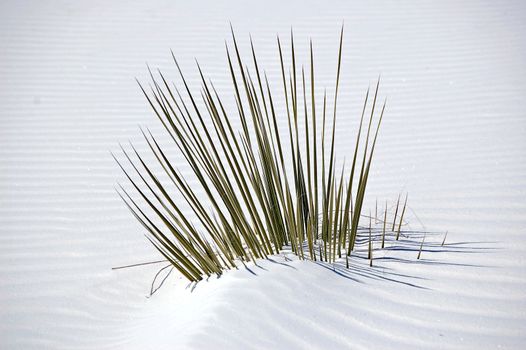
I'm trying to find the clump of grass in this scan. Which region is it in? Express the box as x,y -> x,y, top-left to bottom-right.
116,26 -> 394,282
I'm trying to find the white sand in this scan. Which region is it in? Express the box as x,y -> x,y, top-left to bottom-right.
1,0 -> 525,349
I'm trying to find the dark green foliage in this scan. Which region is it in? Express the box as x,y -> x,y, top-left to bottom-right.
117,27 -> 390,281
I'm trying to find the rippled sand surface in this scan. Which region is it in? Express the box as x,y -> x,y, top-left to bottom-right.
1,1 -> 525,348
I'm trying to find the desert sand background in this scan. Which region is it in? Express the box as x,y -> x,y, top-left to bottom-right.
1,0 -> 525,349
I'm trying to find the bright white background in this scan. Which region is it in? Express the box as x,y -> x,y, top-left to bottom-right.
1,1 -> 525,349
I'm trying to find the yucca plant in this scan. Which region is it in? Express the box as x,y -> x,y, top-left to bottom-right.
115,26 -> 389,282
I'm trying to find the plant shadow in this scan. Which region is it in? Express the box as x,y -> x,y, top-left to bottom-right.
185,228 -> 493,293
297,228 -> 494,290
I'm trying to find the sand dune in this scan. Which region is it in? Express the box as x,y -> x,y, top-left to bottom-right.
1,0 -> 525,349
